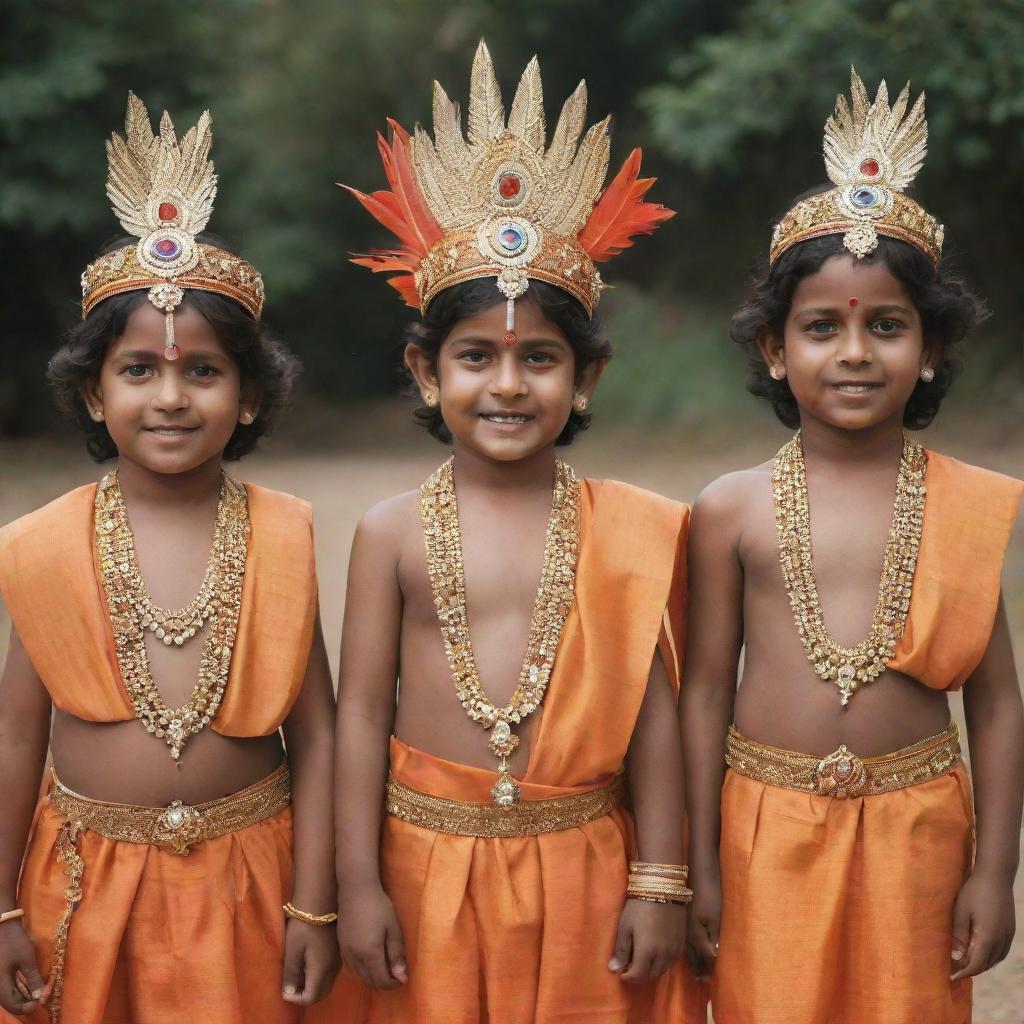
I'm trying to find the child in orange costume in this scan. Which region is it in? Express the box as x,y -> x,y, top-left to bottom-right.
334,42 -> 707,1024
0,95 -> 340,1022
681,70 -> 1022,1024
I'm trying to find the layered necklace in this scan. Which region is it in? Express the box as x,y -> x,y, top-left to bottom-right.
420,457 -> 581,806
772,432 -> 927,706
94,470 -> 250,762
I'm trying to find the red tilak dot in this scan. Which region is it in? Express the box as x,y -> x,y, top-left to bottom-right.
502,331 -> 518,346
849,297 -> 859,308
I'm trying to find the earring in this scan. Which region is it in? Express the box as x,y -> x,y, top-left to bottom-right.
769,365 -> 786,381
920,367 -> 935,383
424,389 -> 439,408
239,411 -> 255,425
90,408 -> 105,422
572,393 -> 589,413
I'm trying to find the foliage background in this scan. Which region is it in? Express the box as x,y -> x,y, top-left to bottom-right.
2,0 -> 1022,437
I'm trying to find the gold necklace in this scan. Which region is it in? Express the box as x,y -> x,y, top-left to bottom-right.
772,432 -> 927,706
420,457 -> 581,806
94,470 -> 249,762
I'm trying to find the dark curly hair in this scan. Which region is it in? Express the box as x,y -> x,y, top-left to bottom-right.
732,187 -> 987,429
48,235 -> 301,461
403,278 -> 612,446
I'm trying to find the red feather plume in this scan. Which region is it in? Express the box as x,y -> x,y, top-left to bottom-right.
577,148 -> 675,262
339,119 -> 442,308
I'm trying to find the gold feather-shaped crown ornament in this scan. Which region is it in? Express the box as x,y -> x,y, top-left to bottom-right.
342,41 -> 674,341
81,93 -> 264,359
770,68 -> 944,266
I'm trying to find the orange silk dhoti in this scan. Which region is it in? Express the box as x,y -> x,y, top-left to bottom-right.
1,771 -> 340,1024
712,727 -> 974,1024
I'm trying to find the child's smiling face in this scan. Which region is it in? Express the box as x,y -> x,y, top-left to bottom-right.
85,300 -> 256,475
760,253 -> 935,433
406,295 -> 602,463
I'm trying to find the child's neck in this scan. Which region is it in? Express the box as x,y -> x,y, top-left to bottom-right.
799,413 -> 907,471
114,454 -> 226,509
450,440 -> 558,495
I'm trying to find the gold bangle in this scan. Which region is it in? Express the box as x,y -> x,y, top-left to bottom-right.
0,908 -> 25,925
283,901 -> 338,926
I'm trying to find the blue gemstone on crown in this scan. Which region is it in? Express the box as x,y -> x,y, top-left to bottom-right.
499,226 -> 524,251
151,237 -> 182,261
852,187 -> 878,208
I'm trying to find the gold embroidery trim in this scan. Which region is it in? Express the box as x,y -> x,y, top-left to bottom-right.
725,723 -> 960,799
43,763 -> 290,1023
385,772 -> 623,838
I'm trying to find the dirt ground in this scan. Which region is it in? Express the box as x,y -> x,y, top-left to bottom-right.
1,405 -> 1021,1020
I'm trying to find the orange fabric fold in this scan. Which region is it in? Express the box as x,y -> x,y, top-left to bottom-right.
713,763 -> 974,1024
889,451 -> 1022,690
339,478 -> 707,1023
0,481 -> 317,735
1,795 -> 343,1024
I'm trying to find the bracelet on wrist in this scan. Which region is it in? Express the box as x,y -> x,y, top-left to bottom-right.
283,901 -> 338,926
626,861 -> 693,905
0,908 -> 25,925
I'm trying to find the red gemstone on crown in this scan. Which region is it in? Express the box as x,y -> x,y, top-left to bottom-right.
498,173 -> 522,199
859,159 -> 880,177
158,202 -> 179,221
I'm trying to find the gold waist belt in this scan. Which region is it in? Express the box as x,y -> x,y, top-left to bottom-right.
726,722 -> 960,799
49,759 -> 291,856
44,762 -> 290,1024
385,772 -> 624,838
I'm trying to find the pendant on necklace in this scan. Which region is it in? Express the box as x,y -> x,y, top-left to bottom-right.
491,759 -> 521,808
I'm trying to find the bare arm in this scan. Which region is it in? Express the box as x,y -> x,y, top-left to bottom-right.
279,611 -> 340,1004
0,625 -> 52,1014
334,503 -> 406,990
609,649 -> 688,983
952,593 -> 1023,980
678,480 -> 745,976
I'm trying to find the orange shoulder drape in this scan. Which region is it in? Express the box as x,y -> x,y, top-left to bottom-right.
0,481 -> 317,734
889,451 -> 1022,690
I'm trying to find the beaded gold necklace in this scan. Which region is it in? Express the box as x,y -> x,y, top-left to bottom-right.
772,432 -> 927,706
94,471 -> 249,762
420,457 -> 581,806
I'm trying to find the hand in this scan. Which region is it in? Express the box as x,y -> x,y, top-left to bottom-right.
950,871 -> 1016,981
0,920 -> 45,1016
338,885 -> 408,990
608,898 -> 686,984
281,917 -> 341,1005
686,867 -> 721,980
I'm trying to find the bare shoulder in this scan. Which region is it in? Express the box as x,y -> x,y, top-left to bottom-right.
692,460 -> 774,525
353,489 -> 420,558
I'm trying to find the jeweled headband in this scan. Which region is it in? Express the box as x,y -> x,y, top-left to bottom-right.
770,68 -> 944,266
81,93 -> 265,359
341,41 -> 674,342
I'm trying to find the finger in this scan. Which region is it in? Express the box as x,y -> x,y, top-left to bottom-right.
608,918 -> 632,973
0,974 -> 38,1016
281,934 -> 305,1002
620,948 -> 655,983
348,953 -> 375,990
366,950 -> 400,990
650,953 -> 674,978
17,960 -> 45,1004
385,925 -> 408,984
951,933 -> 988,981
950,901 -> 970,971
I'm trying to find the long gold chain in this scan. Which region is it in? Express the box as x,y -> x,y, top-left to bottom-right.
420,458 -> 580,806
94,471 -> 249,762
772,432 -> 927,706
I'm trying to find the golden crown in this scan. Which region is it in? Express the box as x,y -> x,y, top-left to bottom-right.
343,41 -> 673,339
81,93 -> 264,357
770,68 -> 944,266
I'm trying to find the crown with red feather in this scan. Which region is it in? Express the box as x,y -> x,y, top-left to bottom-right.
341,41 -> 674,340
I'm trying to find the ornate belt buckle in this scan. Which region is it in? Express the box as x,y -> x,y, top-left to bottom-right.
813,745 -> 867,798
155,799 -> 205,855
